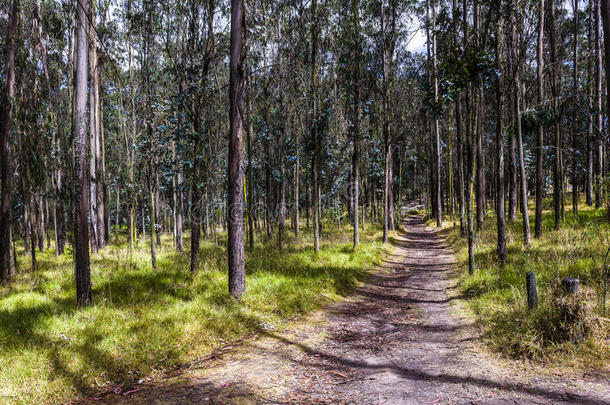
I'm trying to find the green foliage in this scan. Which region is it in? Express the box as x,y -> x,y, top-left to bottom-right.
438,50 -> 496,102
0,225 -> 387,403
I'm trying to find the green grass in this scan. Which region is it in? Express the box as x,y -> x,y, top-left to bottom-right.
440,201 -> 610,368
0,222 -> 389,404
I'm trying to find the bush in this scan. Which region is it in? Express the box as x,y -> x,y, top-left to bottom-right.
550,285 -> 597,343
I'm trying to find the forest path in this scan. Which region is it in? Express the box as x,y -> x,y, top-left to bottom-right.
94,214 -> 610,405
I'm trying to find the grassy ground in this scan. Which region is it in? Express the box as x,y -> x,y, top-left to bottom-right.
436,201 -> 610,369
0,222 -> 389,404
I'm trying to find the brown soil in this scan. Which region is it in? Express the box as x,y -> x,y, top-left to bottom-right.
85,216 -> 610,405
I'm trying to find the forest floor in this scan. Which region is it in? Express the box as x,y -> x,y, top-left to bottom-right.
86,213 -> 610,405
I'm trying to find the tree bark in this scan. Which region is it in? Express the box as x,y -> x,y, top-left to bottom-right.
453,0 -> 466,237
587,1 -> 594,207
246,83 -> 255,249
190,116 -> 202,274
73,0 -> 92,306
352,0 -> 361,249
596,0 -> 603,208
600,0 -> 610,208
0,0 -> 19,281
475,4 -> 485,232
150,179 -> 157,269
89,0 -> 100,253
228,0 -> 246,298
311,0 -> 321,253
549,0 -> 562,229
433,1 -> 442,227
573,0 -> 580,218
512,0 -> 531,245
535,0 -> 545,239
495,0 -> 506,265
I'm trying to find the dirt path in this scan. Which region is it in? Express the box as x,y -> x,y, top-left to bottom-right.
95,216 -> 610,405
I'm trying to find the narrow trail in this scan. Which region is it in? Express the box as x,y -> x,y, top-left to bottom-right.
97,216 -> 610,405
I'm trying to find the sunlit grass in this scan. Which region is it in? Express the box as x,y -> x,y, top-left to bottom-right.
441,201 -> 610,368
0,221 -> 389,404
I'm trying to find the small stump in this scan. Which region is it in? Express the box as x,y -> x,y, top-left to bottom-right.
561,278 -> 579,295
554,278 -> 593,343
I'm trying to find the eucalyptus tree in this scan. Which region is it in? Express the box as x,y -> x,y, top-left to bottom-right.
73,0 -> 92,306
311,0 -> 321,253
228,0 -> 246,299
495,0 -> 506,265
534,0 -> 544,238
0,0 -> 19,281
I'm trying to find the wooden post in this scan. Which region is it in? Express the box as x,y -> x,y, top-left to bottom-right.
561,278 -> 579,295
526,272 -> 538,309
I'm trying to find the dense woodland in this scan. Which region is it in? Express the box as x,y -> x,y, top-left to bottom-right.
0,0 -> 609,401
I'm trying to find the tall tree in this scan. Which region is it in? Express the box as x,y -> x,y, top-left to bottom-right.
0,0 -> 19,281
453,0 -> 466,236
495,0 -> 506,264
227,0 -> 246,298
600,0 -> 610,207
595,0 -> 603,208
73,0 -> 92,306
466,0 -> 477,274
587,0 -> 595,207
430,0 -> 442,227
573,0 -> 580,218
351,0 -> 362,249
549,0 -> 563,229
512,0 -> 531,245
311,0 -> 321,253
535,0 -> 545,239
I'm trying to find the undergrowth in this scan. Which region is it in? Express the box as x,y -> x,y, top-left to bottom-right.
0,222 -> 389,404
438,202 -> 610,368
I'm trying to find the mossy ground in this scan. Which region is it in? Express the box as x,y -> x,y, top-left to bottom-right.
0,222 -> 389,404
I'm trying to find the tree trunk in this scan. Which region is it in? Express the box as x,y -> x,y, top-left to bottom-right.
29,199 -> 37,270
600,0 -> 610,208
89,0 -> 100,253
475,4 -> 485,232
587,2 -> 594,207
495,0 -> 506,265
37,192 -> 45,251
294,129 -> 300,237
432,0 -> 442,228
549,0 -> 562,230
0,0 -> 19,280
73,0 -> 92,306
312,0 -> 321,253
278,123 -> 286,252
155,173 -> 161,246
246,85 -> 255,249
596,0 -> 604,208
352,0 -> 361,249
228,0 -> 246,298
453,0 -> 466,237
190,117 -> 202,275
150,180 -> 157,269
512,0 -> 531,245
535,0 -> 545,239
573,0 -> 580,218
